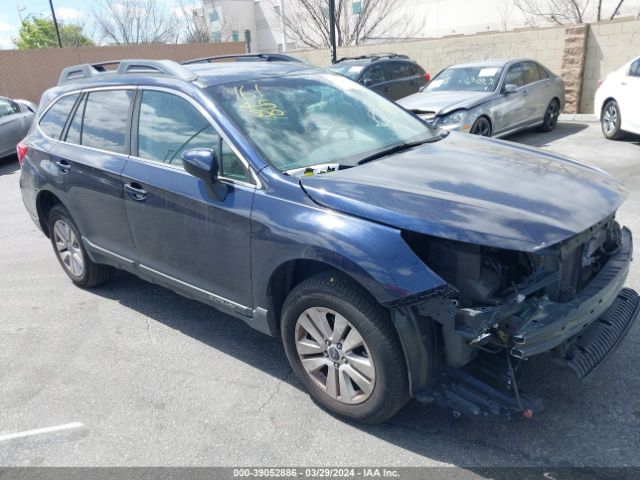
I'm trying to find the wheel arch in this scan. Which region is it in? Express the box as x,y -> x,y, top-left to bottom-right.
600,96 -> 619,116
265,258 -> 381,336
35,189 -> 65,237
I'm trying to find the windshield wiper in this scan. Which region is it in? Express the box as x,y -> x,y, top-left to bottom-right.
356,138 -> 437,165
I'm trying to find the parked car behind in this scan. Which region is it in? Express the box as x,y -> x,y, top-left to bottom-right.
0,96 -> 36,159
327,53 -> 429,101
182,53 -> 306,65
398,59 -> 564,137
18,59 -> 638,424
594,55 -> 640,140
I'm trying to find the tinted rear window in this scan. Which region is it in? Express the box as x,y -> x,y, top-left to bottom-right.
386,62 -> 415,80
39,94 -> 79,139
81,90 -> 133,154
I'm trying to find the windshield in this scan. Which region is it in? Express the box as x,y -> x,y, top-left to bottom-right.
207,73 -> 437,172
326,64 -> 365,80
425,66 -> 503,92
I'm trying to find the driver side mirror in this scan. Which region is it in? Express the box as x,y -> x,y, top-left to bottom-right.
181,147 -> 227,200
503,83 -> 518,94
362,77 -> 374,87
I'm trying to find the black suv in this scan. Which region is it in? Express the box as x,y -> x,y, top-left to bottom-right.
327,53 -> 429,100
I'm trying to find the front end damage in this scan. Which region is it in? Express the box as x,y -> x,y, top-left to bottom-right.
396,215 -> 639,418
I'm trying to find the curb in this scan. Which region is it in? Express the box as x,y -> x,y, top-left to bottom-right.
559,113 -> 597,122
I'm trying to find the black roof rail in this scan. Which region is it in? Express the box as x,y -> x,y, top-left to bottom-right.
182,53 -> 304,64
58,59 -> 198,85
334,55 -> 369,63
333,53 -> 410,64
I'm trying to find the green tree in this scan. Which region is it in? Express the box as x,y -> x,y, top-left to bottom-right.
14,15 -> 95,49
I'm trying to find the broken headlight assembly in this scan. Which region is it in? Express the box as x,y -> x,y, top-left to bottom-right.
401,215 -> 623,367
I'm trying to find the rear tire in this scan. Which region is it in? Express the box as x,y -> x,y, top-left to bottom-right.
48,205 -> 113,288
281,271 -> 409,424
601,100 -> 624,140
539,99 -> 560,132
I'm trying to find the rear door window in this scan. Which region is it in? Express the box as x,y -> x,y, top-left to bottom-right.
521,62 -> 542,84
386,62 -> 413,80
81,90 -> 133,154
39,94 -> 79,139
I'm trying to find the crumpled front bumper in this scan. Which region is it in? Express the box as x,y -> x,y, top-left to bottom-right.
511,227 -> 637,361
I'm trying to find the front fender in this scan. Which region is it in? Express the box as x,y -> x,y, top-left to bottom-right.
250,177 -> 446,311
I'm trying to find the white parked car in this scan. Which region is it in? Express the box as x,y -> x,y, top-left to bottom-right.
594,56 -> 640,139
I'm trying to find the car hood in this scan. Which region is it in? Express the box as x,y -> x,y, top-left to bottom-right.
300,133 -> 627,252
398,90 -> 493,116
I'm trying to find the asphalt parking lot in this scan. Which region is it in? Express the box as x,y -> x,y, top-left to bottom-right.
1,122 -> 639,468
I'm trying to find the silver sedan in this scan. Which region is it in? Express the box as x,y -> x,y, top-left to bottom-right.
397,59 -> 565,137
0,96 -> 36,159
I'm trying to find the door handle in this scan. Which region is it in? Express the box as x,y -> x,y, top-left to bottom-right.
124,182 -> 148,201
620,81 -> 627,86
522,89 -> 529,96
55,159 -> 71,174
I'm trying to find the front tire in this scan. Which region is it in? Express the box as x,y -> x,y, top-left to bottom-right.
48,205 -> 113,288
470,116 -> 492,137
281,271 -> 409,424
601,100 -> 624,140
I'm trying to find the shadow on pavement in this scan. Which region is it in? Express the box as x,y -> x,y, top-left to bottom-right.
505,122 -> 589,147
0,155 -> 19,177
92,270 -> 640,470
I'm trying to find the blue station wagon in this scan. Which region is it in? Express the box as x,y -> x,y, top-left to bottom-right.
18,59 -> 639,423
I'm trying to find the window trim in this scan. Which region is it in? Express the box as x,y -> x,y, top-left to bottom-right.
37,86 -> 136,156
36,85 -> 261,189
61,92 -> 86,144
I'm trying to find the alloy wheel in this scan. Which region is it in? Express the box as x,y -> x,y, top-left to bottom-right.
602,103 -> 618,135
53,219 -> 84,277
294,307 -> 376,404
470,117 -> 491,136
545,101 -> 559,128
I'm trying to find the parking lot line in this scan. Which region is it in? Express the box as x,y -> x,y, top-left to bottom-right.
0,422 -> 84,442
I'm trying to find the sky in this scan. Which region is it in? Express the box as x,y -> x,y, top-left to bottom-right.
0,0 -> 188,49
1,0 -> 93,49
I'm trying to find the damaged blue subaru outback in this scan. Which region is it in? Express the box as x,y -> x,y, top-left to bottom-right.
19,59 -> 639,423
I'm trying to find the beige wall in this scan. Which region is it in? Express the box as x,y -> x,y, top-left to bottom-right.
294,26 -> 566,76
0,42 -> 244,104
293,18 -> 640,114
581,19 -> 640,114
